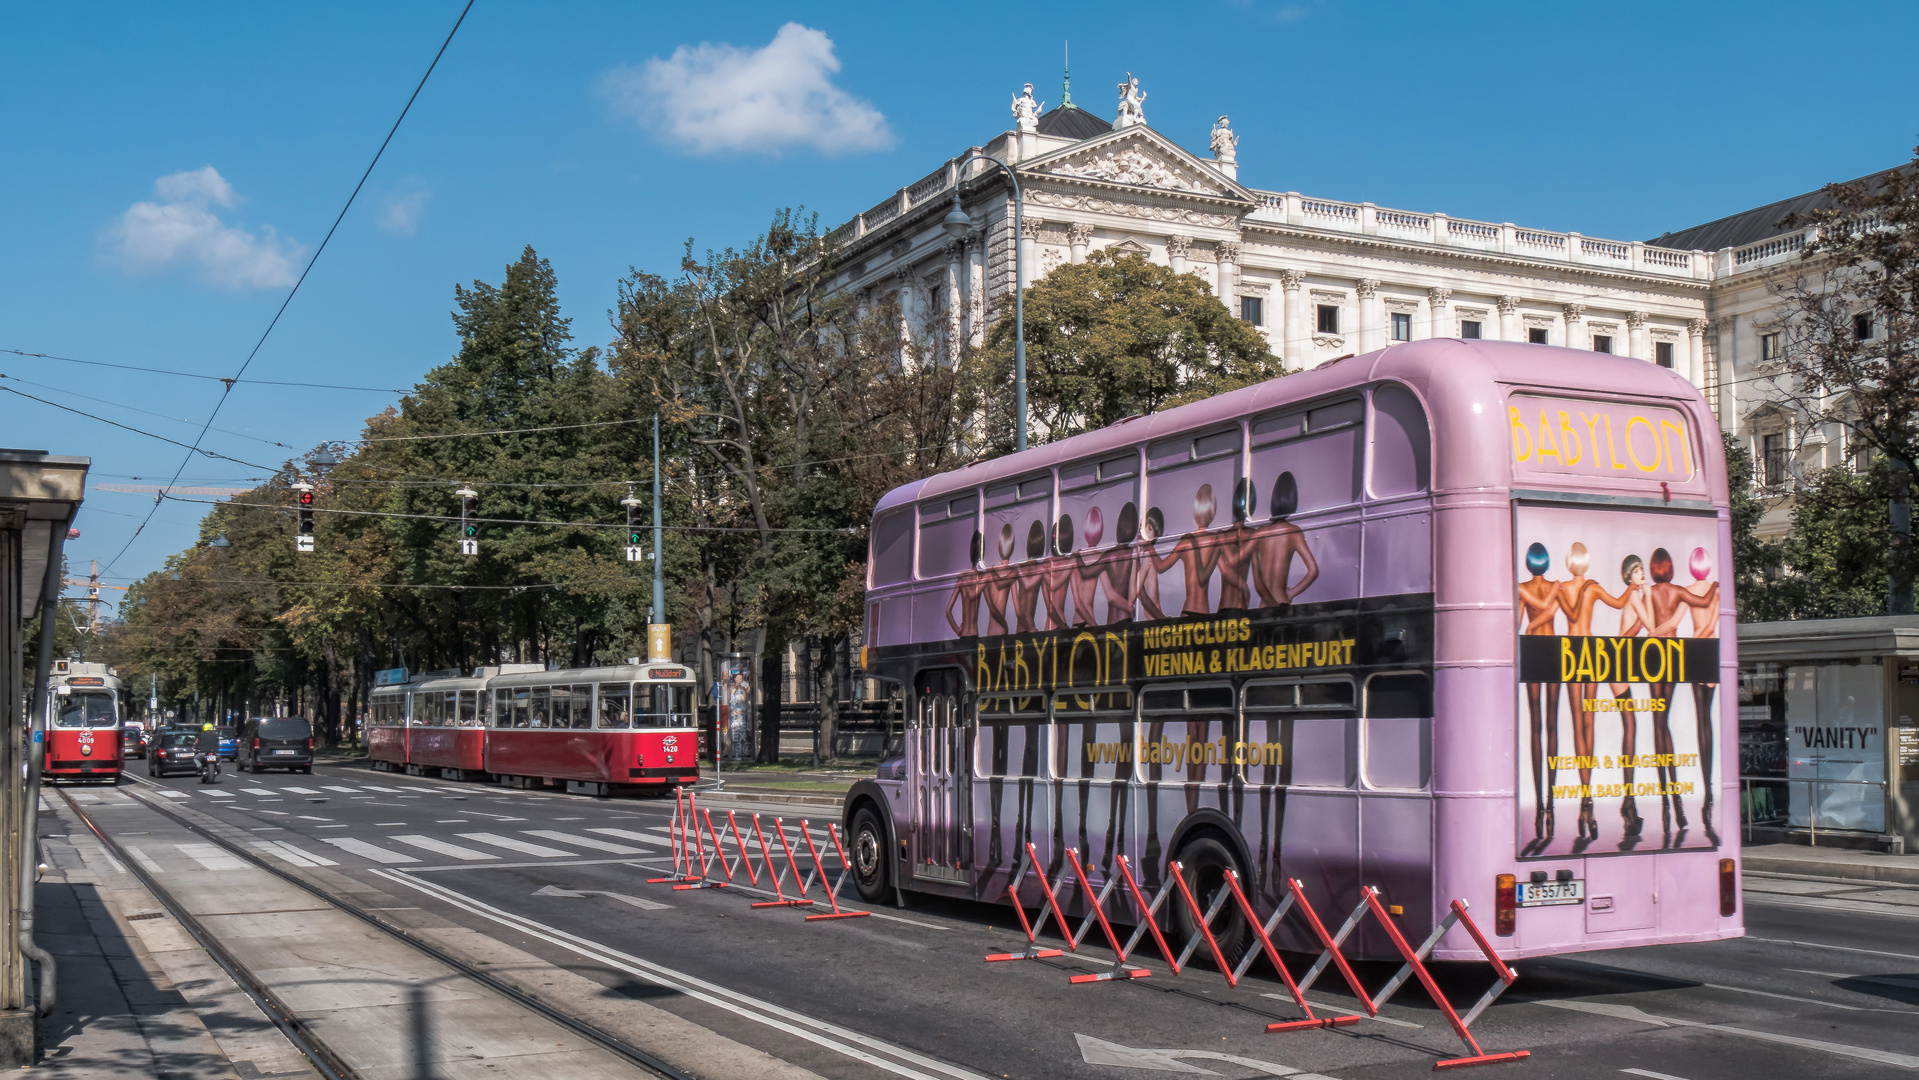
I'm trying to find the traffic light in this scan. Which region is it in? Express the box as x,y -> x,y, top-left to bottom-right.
621,493 -> 643,561
462,494 -> 479,539
292,483 -> 315,553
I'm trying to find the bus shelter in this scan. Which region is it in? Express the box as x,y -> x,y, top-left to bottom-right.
0,449 -> 88,1062
1738,616 -> 1919,854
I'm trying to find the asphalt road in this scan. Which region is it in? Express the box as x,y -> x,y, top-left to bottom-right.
75,761 -> 1919,1080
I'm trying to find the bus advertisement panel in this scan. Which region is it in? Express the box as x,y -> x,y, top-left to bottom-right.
1514,502 -> 1722,858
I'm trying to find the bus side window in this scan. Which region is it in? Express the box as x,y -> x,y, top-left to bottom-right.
1362,672 -> 1432,790
1368,384 -> 1431,498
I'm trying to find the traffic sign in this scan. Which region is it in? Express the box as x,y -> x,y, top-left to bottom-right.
625,545 -> 644,562
458,539 -> 479,556
295,535 -> 315,553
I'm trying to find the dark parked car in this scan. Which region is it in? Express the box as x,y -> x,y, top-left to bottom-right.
123,722 -> 148,759
147,731 -> 203,778
237,716 -> 313,773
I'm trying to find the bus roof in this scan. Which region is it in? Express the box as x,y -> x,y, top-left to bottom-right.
874,339 -> 1718,515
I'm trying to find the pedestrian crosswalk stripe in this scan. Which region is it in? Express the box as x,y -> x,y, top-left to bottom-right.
391,835 -> 495,861
359,785 -> 404,792
70,792 -> 99,802
586,828 -> 674,847
283,787 -> 321,794
243,788 -> 274,795
321,786 -> 358,793
522,830 -> 644,855
156,791 -> 191,800
457,833 -> 573,858
177,843 -> 245,871
320,838 -> 420,864
122,845 -> 164,874
199,790 -> 235,798
248,840 -> 338,868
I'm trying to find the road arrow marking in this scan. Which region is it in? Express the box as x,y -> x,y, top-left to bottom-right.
533,884 -> 670,911
1074,1034 -> 1341,1078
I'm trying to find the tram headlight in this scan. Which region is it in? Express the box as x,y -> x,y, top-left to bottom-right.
81,744 -> 93,757
1494,873 -> 1515,936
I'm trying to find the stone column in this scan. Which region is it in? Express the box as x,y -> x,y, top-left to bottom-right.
1356,278 -> 1383,353
894,266 -> 917,362
1019,217 -> 1042,290
943,240 -> 963,365
1628,311 -> 1650,360
1167,235 -> 1192,276
966,227 -> 986,347
1498,295 -> 1522,342
1687,318 -> 1707,389
1280,269 -> 1305,369
1428,287 -> 1452,341
1563,303 -> 1586,351
1067,222 -> 1092,265
1216,240 -> 1241,303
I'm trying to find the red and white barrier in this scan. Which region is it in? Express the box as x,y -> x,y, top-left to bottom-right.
646,794 -> 869,922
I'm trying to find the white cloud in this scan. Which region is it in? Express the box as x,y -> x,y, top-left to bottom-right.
380,177 -> 430,236
602,23 -> 892,156
109,166 -> 300,290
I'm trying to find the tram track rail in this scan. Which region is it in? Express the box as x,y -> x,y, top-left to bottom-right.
63,778 -> 698,1080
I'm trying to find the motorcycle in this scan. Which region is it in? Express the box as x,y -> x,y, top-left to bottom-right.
198,751 -> 220,784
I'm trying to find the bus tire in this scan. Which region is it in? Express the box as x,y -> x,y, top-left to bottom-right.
1171,834 -> 1250,970
849,805 -> 890,904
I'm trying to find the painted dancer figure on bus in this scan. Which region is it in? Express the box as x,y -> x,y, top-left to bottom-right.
1152,484 -> 1221,615
1603,554 -> 1660,844
1042,515 -> 1076,629
1011,521 -> 1048,633
946,531 -> 987,639
1644,547 -> 1720,840
1091,502 -> 1144,624
1251,473 -> 1319,607
1683,546 -> 1723,841
1550,542 -> 1633,844
1129,507 -> 1168,621
1517,541 -> 1564,850
1214,478 -> 1259,612
981,524 -> 1018,636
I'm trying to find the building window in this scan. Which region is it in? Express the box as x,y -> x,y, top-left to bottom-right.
1593,334 -> 1614,354
1853,312 -> 1875,341
1528,327 -> 1549,345
1655,341 -> 1674,368
1460,320 -> 1482,339
1240,296 -> 1263,326
1760,331 -> 1782,362
1762,433 -> 1787,488
1391,312 -> 1412,341
1317,304 -> 1340,334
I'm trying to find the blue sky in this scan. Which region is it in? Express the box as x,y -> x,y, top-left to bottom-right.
5,0 -> 1917,594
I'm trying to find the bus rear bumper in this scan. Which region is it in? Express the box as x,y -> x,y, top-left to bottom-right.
1435,924 -> 1745,963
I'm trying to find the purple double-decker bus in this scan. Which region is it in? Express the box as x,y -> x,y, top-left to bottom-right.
841,338 -> 1741,961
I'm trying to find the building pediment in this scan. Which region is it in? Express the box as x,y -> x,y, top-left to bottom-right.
1021,127 -> 1254,207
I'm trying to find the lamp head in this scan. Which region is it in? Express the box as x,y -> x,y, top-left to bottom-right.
941,191 -> 971,240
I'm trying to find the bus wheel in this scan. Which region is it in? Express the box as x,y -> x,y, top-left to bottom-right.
1171,835 -> 1250,970
850,806 -> 890,904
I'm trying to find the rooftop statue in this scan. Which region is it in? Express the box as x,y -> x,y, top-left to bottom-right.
1012,83 -> 1042,133
1114,74 -> 1147,129
1210,115 -> 1238,163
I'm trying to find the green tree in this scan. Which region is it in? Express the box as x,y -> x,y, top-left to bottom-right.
978,250 -> 1282,449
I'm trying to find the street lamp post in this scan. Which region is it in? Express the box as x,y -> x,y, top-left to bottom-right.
942,153 -> 1027,452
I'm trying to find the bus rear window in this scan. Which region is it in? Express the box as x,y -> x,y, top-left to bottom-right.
871,509 -> 914,586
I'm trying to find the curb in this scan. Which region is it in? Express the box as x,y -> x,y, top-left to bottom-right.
1744,854 -> 1919,886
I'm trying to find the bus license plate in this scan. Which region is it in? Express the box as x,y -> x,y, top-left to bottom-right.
1516,880 -> 1584,907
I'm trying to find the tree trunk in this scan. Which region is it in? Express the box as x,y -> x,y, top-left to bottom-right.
1891,456 -> 1913,614
817,635 -> 841,765
758,633 -> 783,765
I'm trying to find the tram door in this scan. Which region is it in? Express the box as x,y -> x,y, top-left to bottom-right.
910,669 -> 969,884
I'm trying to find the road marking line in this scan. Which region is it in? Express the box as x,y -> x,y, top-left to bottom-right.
1536,1000 -> 1919,1068
282,787 -> 321,794
157,791 -> 190,800
1621,1069 -> 1691,1080
586,828 -> 674,847
390,835 -> 495,861
321,837 -> 420,865
523,830 -> 644,855
243,788 -> 274,795
120,845 -> 164,874
374,870 -> 991,1080
1260,994 -> 1421,1028
247,841 -> 338,868
198,790 -> 235,798
1701,982 -> 1864,1010
1748,936 -> 1919,964
359,785 -> 405,792
176,843 -> 245,871
457,832 -> 574,858
255,809 -> 288,816
1745,894 -> 1919,921
69,792 -> 99,803
320,786 -> 359,793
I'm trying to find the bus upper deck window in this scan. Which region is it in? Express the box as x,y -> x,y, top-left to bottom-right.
1369,384 -> 1430,498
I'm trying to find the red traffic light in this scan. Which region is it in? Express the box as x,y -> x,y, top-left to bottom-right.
298,490 -> 314,506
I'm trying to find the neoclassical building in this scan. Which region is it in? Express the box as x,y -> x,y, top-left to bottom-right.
821,76 -> 1899,526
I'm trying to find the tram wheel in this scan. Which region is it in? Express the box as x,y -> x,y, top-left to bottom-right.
1170,834 -> 1250,970
850,806 -> 891,904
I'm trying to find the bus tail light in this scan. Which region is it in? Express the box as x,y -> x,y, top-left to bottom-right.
1494,874 -> 1516,936
1719,859 -> 1737,916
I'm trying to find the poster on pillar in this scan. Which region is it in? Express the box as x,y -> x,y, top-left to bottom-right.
1513,502 -> 1726,859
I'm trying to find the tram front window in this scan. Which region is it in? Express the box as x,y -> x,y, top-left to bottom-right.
56,692 -> 116,728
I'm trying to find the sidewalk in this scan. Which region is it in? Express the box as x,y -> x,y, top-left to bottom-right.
1743,842 -> 1919,885
34,792 -> 323,1078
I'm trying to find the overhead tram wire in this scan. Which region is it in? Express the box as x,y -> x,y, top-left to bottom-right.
101,0 -> 476,577
0,384 -> 282,472
3,348 -> 411,394
0,372 -> 302,450
156,493 -> 862,535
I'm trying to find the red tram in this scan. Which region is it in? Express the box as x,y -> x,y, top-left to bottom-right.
45,661 -> 125,784
368,661 -> 701,796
